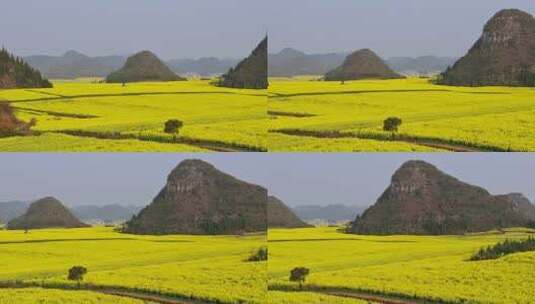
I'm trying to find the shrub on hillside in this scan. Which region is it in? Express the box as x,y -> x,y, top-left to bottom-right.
0,102 -> 36,137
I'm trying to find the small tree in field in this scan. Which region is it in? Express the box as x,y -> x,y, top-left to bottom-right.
164,119 -> 183,140
68,266 -> 87,288
383,117 -> 402,133
289,267 -> 310,289
247,247 -> 268,262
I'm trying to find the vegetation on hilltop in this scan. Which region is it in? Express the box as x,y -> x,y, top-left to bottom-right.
0,48 -> 52,89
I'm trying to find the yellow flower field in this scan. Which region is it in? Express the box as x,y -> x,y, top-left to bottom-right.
268,227 -> 535,304
0,288 -> 147,304
0,79 -> 266,152
269,77 -> 535,152
0,227 -> 266,303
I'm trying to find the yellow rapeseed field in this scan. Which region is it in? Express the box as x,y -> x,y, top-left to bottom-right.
0,227 -> 266,303
0,79 -> 266,152
268,227 -> 535,304
269,77 -> 535,152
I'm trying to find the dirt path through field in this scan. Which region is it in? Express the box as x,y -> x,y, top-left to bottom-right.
0,283 -> 216,304
269,286 -> 455,304
322,291 -> 428,304
99,288 -> 210,304
52,130 -> 266,152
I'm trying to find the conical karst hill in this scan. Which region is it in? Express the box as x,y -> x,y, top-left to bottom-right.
324,48 -> 404,81
106,50 -> 185,83
438,9 -> 535,86
350,160 -> 534,235
7,197 -> 89,230
123,159 -> 267,235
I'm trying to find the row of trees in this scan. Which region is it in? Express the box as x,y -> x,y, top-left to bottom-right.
436,65 -> 535,87
471,237 -> 535,261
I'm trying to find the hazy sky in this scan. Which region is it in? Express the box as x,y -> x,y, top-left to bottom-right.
0,154 -> 533,208
267,0 -> 535,57
0,0 -> 267,59
4,1 -> 535,60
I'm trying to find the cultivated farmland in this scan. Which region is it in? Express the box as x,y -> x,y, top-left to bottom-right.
0,227 -> 266,304
0,288 -> 148,304
0,79 -> 267,152
268,77 -> 535,152
268,227 -> 535,303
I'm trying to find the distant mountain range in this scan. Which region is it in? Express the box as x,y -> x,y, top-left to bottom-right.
167,57 -> 238,77
268,196 -> 312,228
22,49 -> 457,80
0,201 -> 29,224
387,56 -> 459,75
268,48 -> 457,77
24,51 -> 125,79
23,50 -> 239,79
0,201 -> 142,224
292,204 -> 366,225
71,204 -> 143,223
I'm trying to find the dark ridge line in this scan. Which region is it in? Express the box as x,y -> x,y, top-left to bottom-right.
269,89 -> 511,99
0,282 -> 218,304
270,129 -> 512,152
267,110 -> 316,118
0,238 -> 136,245
24,89 -> 67,98
0,238 -> 194,245
9,91 -> 256,104
269,284 -> 460,304
268,238 -> 416,243
55,130 -> 266,152
13,106 -> 98,119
